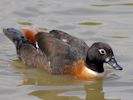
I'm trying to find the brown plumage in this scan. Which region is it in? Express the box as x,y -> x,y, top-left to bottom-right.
22,28 -> 36,44
36,31 -> 86,74
3,28 -> 123,80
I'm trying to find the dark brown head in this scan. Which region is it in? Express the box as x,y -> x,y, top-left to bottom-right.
86,42 -> 123,73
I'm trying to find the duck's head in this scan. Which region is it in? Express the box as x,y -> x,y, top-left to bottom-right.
86,42 -> 123,73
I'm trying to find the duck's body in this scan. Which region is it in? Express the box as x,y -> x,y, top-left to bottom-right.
3,28 -> 122,80
36,31 -> 89,74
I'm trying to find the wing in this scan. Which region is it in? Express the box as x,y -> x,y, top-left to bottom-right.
49,30 -> 89,59
36,32 -> 85,74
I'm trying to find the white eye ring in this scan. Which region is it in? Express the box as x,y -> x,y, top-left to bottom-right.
98,49 -> 106,55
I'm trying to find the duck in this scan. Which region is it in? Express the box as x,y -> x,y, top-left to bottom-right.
3,28 -> 123,80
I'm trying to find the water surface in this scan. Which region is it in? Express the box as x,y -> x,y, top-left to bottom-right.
0,0 -> 133,100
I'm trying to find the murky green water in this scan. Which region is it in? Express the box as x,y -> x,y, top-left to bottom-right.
0,0 -> 133,100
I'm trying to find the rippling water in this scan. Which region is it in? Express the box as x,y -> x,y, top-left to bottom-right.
0,0 -> 133,100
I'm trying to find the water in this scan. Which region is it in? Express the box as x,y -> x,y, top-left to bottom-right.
0,0 -> 133,100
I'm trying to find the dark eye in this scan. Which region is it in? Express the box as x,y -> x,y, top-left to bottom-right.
98,49 -> 106,55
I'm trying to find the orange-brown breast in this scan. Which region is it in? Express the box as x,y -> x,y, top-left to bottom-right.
22,29 -> 36,44
66,60 -> 95,80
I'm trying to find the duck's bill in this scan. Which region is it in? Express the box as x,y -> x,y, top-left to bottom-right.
106,57 -> 123,70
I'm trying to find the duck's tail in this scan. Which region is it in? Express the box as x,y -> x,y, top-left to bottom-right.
22,28 -> 36,45
3,28 -> 29,49
3,28 -> 37,49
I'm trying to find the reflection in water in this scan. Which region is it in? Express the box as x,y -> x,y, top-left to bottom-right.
28,79 -> 105,100
30,90 -> 83,100
92,3 -> 133,7
85,80 -> 104,100
79,22 -> 102,26
13,60 -> 106,100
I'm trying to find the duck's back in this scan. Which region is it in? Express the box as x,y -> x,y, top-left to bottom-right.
49,30 -> 89,58
36,32 -> 87,74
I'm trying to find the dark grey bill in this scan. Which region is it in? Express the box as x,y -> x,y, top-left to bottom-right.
106,56 -> 123,70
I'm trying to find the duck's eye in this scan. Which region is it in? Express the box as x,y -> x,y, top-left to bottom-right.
98,49 -> 106,55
